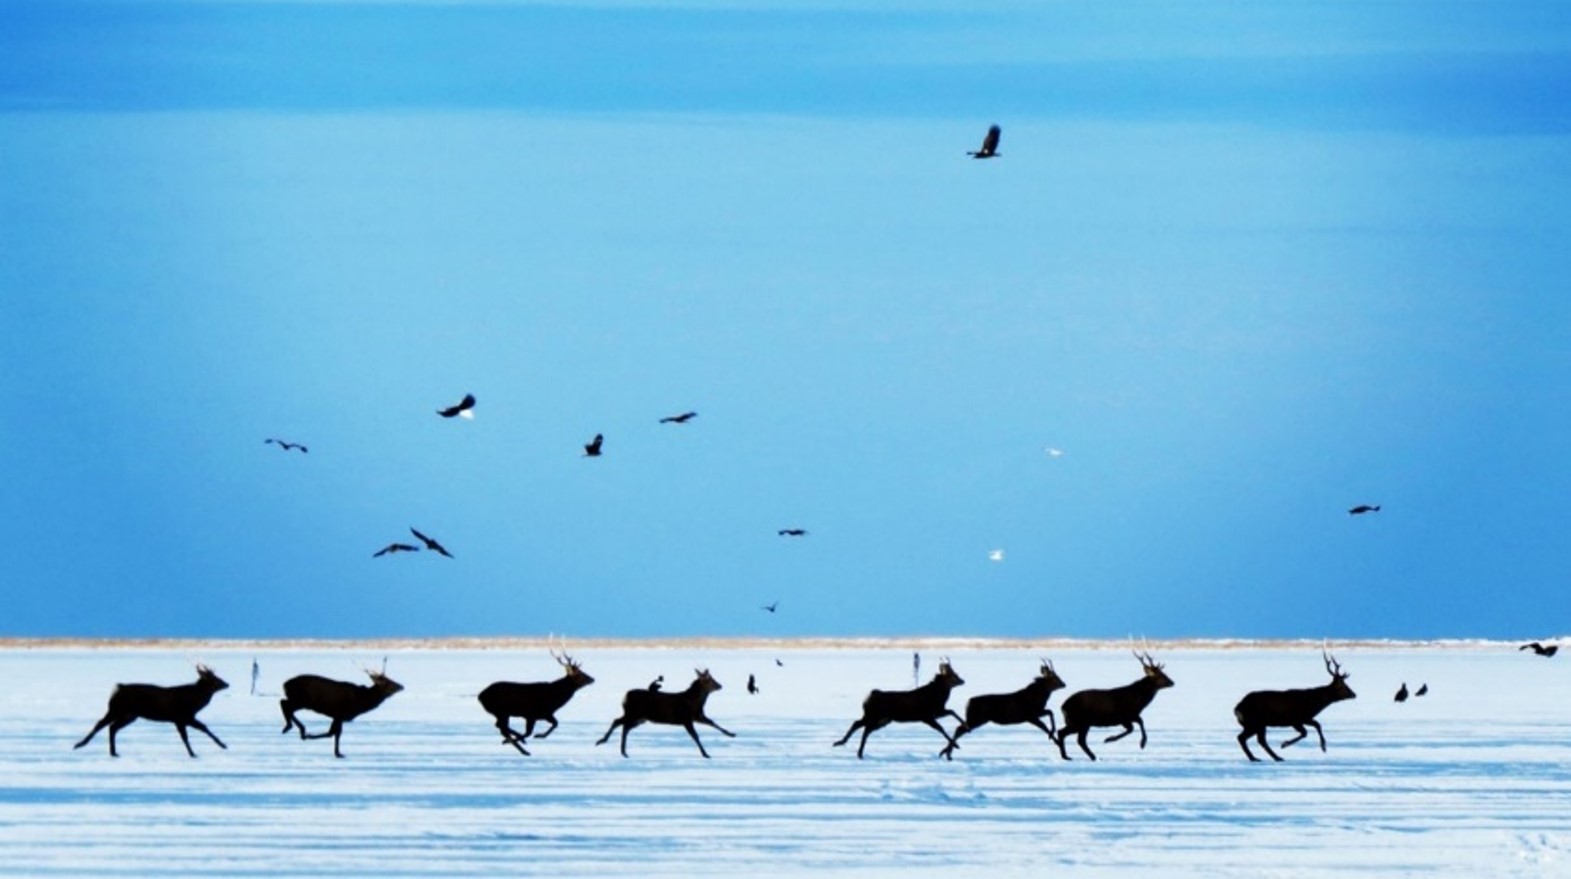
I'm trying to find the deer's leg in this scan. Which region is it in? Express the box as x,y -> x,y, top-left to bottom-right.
74,714 -> 113,750
1136,718 -> 1149,749
188,719 -> 226,750
1043,709 -> 1058,736
595,718 -> 623,747
1256,730 -> 1283,762
856,719 -> 888,759
1237,728 -> 1260,762
1280,725 -> 1308,748
175,723 -> 198,758
1027,718 -> 1055,740
833,718 -> 865,748
108,717 -> 135,758
618,718 -> 643,758
1074,728 -> 1097,761
698,716 -> 735,738
496,718 -> 530,755
518,718 -> 539,741
682,722 -> 711,759
329,720 -> 346,758
280,700 -> 306,738
1104,722 -> 1135,743
534,716 -> 559,740
921,717 -> 957,748
1306,719 -> 1327,752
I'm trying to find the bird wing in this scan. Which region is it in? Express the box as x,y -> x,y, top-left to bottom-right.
983,124 -> 1001,153
460,393 -> 475,408
410,527 -> 433,547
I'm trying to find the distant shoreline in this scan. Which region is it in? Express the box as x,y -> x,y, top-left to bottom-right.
0,636 -> 1540,651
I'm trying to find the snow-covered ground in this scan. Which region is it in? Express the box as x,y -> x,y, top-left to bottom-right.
1,643 -> 1566,877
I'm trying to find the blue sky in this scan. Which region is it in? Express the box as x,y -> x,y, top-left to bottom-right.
2,1 -> 1569,640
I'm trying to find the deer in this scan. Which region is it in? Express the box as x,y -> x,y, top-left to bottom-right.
280,668 -> 404,758
1234,651 -> 1356,762
74,664 -> 229,758
833,657 -> 965,759
1055,651 -> 1174,761
939,659 -> 1066,760
477,649 -> 595,756
595,668 -> 734,758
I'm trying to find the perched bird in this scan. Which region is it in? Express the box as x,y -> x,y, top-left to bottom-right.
1521,642 -> 1559,658
373,543 -> 420,558
1348,504 -> 1381,515
583,433 -> 604,457
774,658 -> 784,667
1415,684 -> 1428,697
1394,683 -> 1409,703
747,674 -> 759,695
648,675 -> 664,692
437,393 -> 476,419
777,528 -> 808,537
264,438 -> 308,453
409,527 -> 453,558
659,411 -> 698,424
761,601 -> 779,614
968,124 -> 1002,159
988,549 -> 1005,562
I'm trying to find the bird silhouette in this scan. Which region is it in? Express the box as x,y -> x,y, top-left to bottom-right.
968,124 -> 1002,159
1521,642 -> 1559,657
1415,684 -> 1428,697
774,658 -> 784,667
659,412 -> 698,424
437,393 -> 476,419
264,438 -> 308,453
583,433 -> 603,457
1348,504 -> 1381,515
1394,683 -> 1409,702
988,549 -> 1005,562
747,674 -> 759,695
761,601 -> 779,614
409,527 -> 453,558
373,543 -> 420,558
648,675 -> 664,692
777,528 -> 808,537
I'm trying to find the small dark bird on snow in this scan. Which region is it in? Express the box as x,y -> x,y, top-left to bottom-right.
409,527 -> 453,558
437,393 -> 476,419
1415,684 -> 1428,697
761,601 -> 779,614
373,542 -> 420,558
777,528 -> 808,537
747,674 -> 759,695
583,433 -> 604,457
968,124 -> 1002,159
659,412 -> 697,424
1521,642 -> 1559,658
775,658 -> 784,667
264,438 -> 308,453
1394,683 -> 1409,702
1348,504 -> 1381,515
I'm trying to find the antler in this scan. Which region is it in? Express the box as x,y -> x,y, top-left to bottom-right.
1134,650 -> 1163,670
1323,649 -> 1347,678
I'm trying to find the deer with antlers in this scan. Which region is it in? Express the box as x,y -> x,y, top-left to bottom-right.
75,664 -> 229,758
280,667 -> 404,758
834,657 -> 965,759
596,668 -> 734,758
478,648 -> 596,756
1234,651 -> 1357,762
940,659 -> 1065,760
1055,651 -> 1175,761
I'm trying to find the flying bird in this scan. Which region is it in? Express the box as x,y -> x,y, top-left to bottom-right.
1521,642 -> 1559,658
747,674 -> 759,695
761,601 -> 779,614
373,543 -> 420,558
659,411 -> 698,424
583,433 -> 603,457
437,393 -> 476,419
1348,504 -> 1381,515
777,528 -> 808,537
409,527 -> 453,558
1044,447 -> 1064,458
1394,683 -> 1409,703
1415,684 -> 1428,697
988,549 -> 1005,562
968,124 -> 1002,159
264,438 -> 308,453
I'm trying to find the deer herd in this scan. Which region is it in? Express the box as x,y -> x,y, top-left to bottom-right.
69,647 -> 1398,765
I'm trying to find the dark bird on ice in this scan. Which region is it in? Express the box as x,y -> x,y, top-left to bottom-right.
659,412 -> 698,424
1394,683 -> 1409,703
373,543 -> 420,558
761,601 -> 779,614
747,674 -> 759,695
437,393 -> 476,419
583,433 -> 604,457
409,528 -> 453,558
775,658 -> 784,667
1348,504 -> 1381,515
777,528 -> 808,537
1415,684 -> 1428,697
1521,642 -> 1559,658
968,124 -> 1002,159
264,438 -> 308,453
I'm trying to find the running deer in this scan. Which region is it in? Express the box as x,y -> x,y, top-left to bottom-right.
1234,651 -> 1356,762
833,658 -> 965,759
478,649 -> 595,756
74,664 -> 229,758
1055,651 -> 1174,761
939,659 -> 1065,760
595,668 -> 734,758
280,669 -> 404,758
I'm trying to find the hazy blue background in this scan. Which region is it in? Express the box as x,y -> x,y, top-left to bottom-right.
2,1 -> 1568,639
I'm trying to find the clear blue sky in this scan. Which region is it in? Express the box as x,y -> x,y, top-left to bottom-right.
2,1 -> 1568,640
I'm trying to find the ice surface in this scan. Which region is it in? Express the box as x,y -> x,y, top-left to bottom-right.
1,643 -> 1567,877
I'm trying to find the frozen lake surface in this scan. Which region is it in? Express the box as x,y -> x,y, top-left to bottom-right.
1,643 -> 1567,877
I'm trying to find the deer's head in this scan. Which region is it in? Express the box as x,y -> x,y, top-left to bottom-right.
936,658 -> 965,688
694,668 -> 722,693
1322,651 -> 1356,702
1135,651 -> 1174,689
1037,658 -> 1066,692
552,648 -> 595,687
195,664 -> 229,692
365,669 -> 405,695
